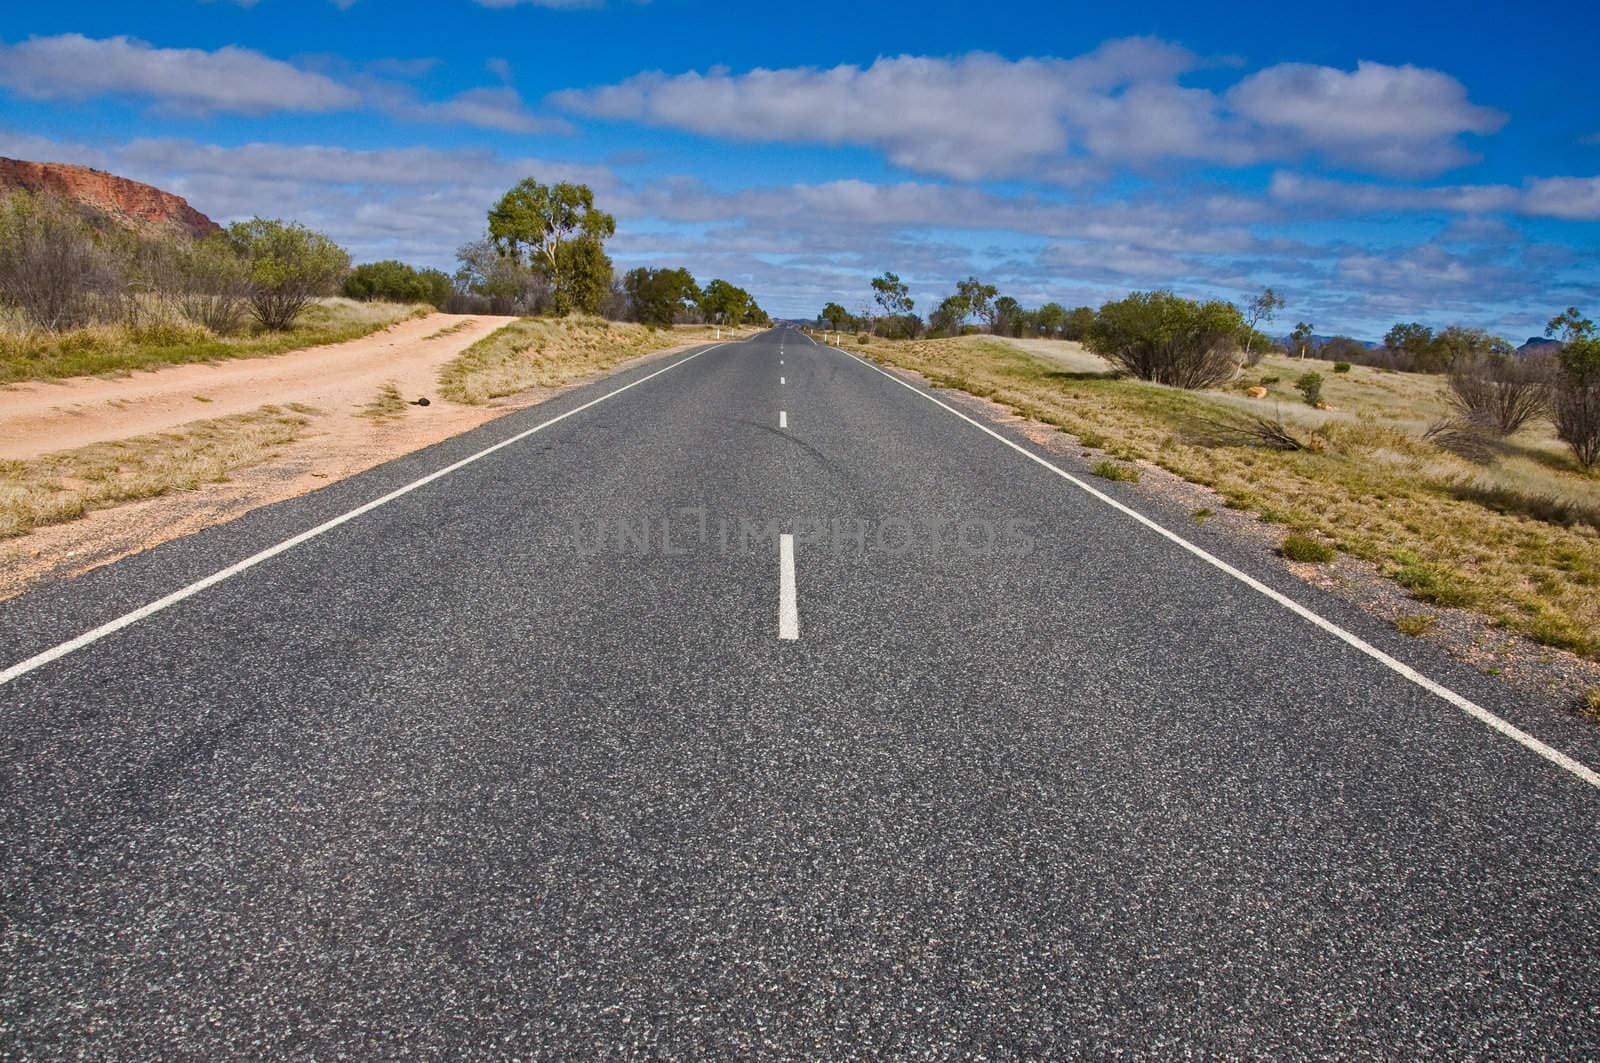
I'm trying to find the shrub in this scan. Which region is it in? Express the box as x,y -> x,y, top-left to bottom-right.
1554,338 -> 1600,469
856,333 -> 871,344
174,236 -> 251,335
1422,419 -> 1499,464
344,260 -> 452,307
1280,533 -> 1334,562
1295,372 -> 1324,406
1333,362 -> 1352,373
0,192 -> 122,330
227,218 -> 350,331
1084,290 -> 1245,389
1092,460 -> 1140,482
1447,352 -> 1552,436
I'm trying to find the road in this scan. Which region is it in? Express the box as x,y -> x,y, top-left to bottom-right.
3,326 -> 1599,1058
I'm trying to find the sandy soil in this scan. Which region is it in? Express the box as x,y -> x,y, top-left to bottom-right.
0,313 -> 519,461
0,326 -> 716,600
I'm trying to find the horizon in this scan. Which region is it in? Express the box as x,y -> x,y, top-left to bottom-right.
2,0 -> 1598,341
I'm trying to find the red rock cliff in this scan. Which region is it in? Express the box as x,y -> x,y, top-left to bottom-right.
0,157 -> 222,240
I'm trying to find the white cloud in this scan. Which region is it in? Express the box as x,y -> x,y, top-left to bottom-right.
0,34 -> 359,114
1269,172 -> 1600,221
556,45 -> 1505,182
1522,177 -> 1600,221
0,34 -> 564,134
555,39 -> 1204,182
375,85 -> 570,134
1228,61 -> 1505,176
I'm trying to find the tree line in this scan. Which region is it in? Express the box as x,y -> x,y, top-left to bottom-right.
0,176 -> 769,339
817,273 -> 1600,469
441,178 -> 768,327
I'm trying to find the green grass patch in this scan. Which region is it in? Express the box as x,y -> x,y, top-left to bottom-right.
1092,460 -> 1140,483
1281,533 -> 1336,563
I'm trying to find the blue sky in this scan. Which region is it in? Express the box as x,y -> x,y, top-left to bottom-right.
2,0 -> 1598,339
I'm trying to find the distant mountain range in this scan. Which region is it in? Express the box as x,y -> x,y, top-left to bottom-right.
0,157 -> 221,240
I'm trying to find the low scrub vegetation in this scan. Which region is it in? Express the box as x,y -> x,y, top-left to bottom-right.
0,298 -> 427,383
842,333 -> 1600,660
0,190 -> 436,382
0,405 -> 314,538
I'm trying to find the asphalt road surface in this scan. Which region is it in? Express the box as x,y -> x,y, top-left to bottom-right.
4,326 -> 1599,1059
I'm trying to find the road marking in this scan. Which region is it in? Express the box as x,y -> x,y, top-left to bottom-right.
840,350 -> 1600,792
778,534 -> 799,640
779,410 -> 788,429
780,376 -> 786,385
0,343 -> 730,689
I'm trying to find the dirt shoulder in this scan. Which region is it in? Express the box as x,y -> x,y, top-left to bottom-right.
0,322 -> 724,600
0,312 -> 517,460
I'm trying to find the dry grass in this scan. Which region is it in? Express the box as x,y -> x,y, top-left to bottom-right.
0,298 -> 430,383
439,316 -> 728,405
844,334 -> 1600,660
357,384 -> 408,424
1396,614 -> 1439,637
0,405 -> 315,538
423,319 -> 476,341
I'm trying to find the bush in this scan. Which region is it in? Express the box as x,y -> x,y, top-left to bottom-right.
174,236 -> 251,335
1295,372 -> 1324,406
1280,533 -> 1335,562
344,260 -> 452,307
1333,362 -> 1352,373
227,218 -> 350,331
856,333 -> 871,344
1084,290 -> 1245,389
0,192 -> 122,330
1554,338 -> 1600,469
1447,352 -> 1552,436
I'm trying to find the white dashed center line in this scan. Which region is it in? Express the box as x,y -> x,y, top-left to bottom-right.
778,534 -> 799,641
779,410 -> 787,429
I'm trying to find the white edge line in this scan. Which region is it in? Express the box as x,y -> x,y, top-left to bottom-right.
839,348 -> 1600,791
778,533 -> 799,640
0,343 -> 728,688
